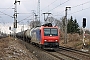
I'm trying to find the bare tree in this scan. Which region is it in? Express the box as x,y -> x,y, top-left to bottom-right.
30,21 -> 41,28
46,17 -> 63,28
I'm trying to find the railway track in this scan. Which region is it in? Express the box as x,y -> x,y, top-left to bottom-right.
17,38 -> 90,60
21,39 -> 61,60
57,46 -> 90,60
45,50 -> 79,60
27,43 -> 83,60
59,46 -> 90,57
23,40 -> 79,60
36,45 -> 90,60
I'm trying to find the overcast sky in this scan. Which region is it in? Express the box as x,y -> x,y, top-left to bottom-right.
0,0 -> 90,29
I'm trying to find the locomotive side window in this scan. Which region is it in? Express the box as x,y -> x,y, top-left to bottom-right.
44,28 -> 58,36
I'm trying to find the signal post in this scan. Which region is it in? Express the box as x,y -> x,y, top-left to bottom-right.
82,18 -> 86,46
82,18 -> 88,52
13,0 -> 20,40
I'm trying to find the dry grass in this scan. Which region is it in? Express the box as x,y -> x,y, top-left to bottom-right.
60,33 -> 90,51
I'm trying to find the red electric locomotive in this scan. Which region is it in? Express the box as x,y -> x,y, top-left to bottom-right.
30,23 -> 60,49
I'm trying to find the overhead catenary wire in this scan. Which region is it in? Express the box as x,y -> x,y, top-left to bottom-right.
47,0 -> 70,12
0,5 -> 14,26
1,5 -> 14,12
53,0 -> 90,17
68,6 -> 90,15
18,11 -> 35,23
0,11 -> 13,18
47,0 -> 58,6
18,15 -> 33,23
41,0 -> 58,11
0,5 -> 14,18
40,0 -> 70,19
0,8 -> 13,9
72,1 -> 90,8
54,6 -> 90,18
67,1 -> 90,15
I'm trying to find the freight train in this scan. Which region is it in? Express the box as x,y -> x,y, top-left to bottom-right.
16,23 -> 60,49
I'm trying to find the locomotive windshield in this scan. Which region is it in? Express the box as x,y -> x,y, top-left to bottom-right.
44,28 -> 58,36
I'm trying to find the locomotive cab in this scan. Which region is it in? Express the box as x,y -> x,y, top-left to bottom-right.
40,23 -> 60,49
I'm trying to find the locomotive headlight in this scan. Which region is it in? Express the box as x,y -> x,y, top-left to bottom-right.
55,40 -> 58,42
44,40 -> 47,42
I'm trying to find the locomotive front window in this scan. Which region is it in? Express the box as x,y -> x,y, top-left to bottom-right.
51,28 -> 58,36
44,28 -> 58,36
44,29 -> 50,36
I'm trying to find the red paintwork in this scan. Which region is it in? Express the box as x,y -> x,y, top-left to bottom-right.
40,26 -> 60,45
